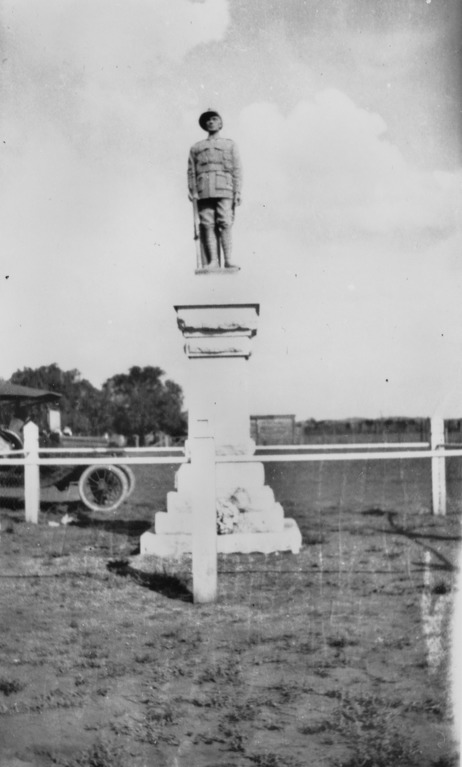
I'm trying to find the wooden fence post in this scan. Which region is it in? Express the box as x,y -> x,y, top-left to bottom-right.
189,420 -> 217,604
24,421 -> 40,524
431,417 -> 446,516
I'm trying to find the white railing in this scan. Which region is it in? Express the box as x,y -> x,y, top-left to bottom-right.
222,449 -> 453,461
0,418 -> 457,605
256,442 -> 430,450
0,417 -> 455,525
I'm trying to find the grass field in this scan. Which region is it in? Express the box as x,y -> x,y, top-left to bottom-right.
0,457 -> 460,766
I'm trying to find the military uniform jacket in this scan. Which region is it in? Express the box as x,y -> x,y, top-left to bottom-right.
188,137 -> 242,200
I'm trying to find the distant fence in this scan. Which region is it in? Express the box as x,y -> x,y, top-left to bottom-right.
295,417 -> 440,444
0,417 -> 457,523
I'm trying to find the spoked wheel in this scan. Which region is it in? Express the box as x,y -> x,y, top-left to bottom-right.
78,465 -> 128,512
119,465 -> 136,498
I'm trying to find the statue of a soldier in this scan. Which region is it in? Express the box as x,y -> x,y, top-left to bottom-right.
188,110 -> 242,270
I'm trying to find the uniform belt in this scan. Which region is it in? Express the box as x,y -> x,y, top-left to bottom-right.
197,165 -> 231,173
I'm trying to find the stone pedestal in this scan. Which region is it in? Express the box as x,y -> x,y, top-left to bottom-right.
140,302 -> 302,557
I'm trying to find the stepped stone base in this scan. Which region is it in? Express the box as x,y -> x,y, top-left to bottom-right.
166,485 -> 276,515
175,461 -> 265,495
140,519 -> 302,558
143,303 -> 303,566
153,457 -> 302,556
156,503 -> 285,535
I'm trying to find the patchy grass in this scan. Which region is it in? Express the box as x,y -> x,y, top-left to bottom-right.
62,739 -> 127,767
0,461 -> 459,766
334,694 -> 423,767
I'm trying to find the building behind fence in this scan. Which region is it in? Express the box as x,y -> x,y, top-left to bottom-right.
251,415 -> 296,445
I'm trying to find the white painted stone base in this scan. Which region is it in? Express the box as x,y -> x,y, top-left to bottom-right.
167,484 -> 275,516
175,461 -> 265,495
155,502 -> 285,535
140,518 -> 302,558
144,302 -> 304,569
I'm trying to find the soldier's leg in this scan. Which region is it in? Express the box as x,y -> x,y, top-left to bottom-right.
216,199 -> 238,268
198,200 -> 219,267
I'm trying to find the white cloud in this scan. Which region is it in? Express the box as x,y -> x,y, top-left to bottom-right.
1,0 -> 461,423
2,0 -> 230,69
1,0 -> 231,157
237,91 -> 461,241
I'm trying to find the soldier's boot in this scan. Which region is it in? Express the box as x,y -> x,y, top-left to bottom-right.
220,227 -> 239,269
201,227 -> 219,268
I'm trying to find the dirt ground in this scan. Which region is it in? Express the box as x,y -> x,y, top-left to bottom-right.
0,460 -> 460,767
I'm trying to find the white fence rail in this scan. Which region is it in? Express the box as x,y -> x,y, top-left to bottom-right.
256,442 -> 431,450
225,449 -> 457,461
0,418 -> 456,523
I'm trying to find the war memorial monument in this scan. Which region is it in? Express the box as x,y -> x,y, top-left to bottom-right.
140,111 -> 302,598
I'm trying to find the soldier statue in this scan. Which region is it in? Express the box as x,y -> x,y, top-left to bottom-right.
188,109 -> 242,270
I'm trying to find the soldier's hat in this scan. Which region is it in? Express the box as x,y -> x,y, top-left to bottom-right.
199,109 -> 222,131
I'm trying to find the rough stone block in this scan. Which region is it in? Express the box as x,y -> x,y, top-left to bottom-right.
176,305 -> 259,337
175,461 -> 265,495
233,486 -> 275,512
156,501 -> 284,535
234,503 -> 284,533
166,491 -> 191,515
166,484 -> 276,516
185,337 -> 252,358
140,518 -> 302,557
155,510 -> 187,534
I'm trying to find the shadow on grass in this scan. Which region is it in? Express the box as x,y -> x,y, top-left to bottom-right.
40,503 -> 152,538
107,559 -> 192,602
362,508 -> 461,542
361,508 -> 458,572
361,507 -> 388,517
73,515 -> 152,537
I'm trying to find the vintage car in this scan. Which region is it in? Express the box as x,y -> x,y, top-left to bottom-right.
0,383 -> 134,512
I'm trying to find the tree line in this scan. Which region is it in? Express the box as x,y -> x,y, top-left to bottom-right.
1,364 -> 187,443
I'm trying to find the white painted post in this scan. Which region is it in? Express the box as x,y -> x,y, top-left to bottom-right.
47,408 -> 61,433
431,417 -> 446,516
190,419 -> 217,603
24,421 -> 40,524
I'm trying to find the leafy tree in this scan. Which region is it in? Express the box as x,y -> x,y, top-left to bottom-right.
102,366 -> 186,442
160,379 -> 187,437
6,363 -> 186,441
9,364 -> 108,435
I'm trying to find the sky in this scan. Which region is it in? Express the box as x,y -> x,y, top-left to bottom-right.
1,0 -> 461,420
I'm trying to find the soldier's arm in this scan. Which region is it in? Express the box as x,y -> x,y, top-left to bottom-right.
231,142 -> 242,205
187,149 -> 197,201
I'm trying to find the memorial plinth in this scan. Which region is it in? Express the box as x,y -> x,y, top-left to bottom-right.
140,302 -> 302,558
